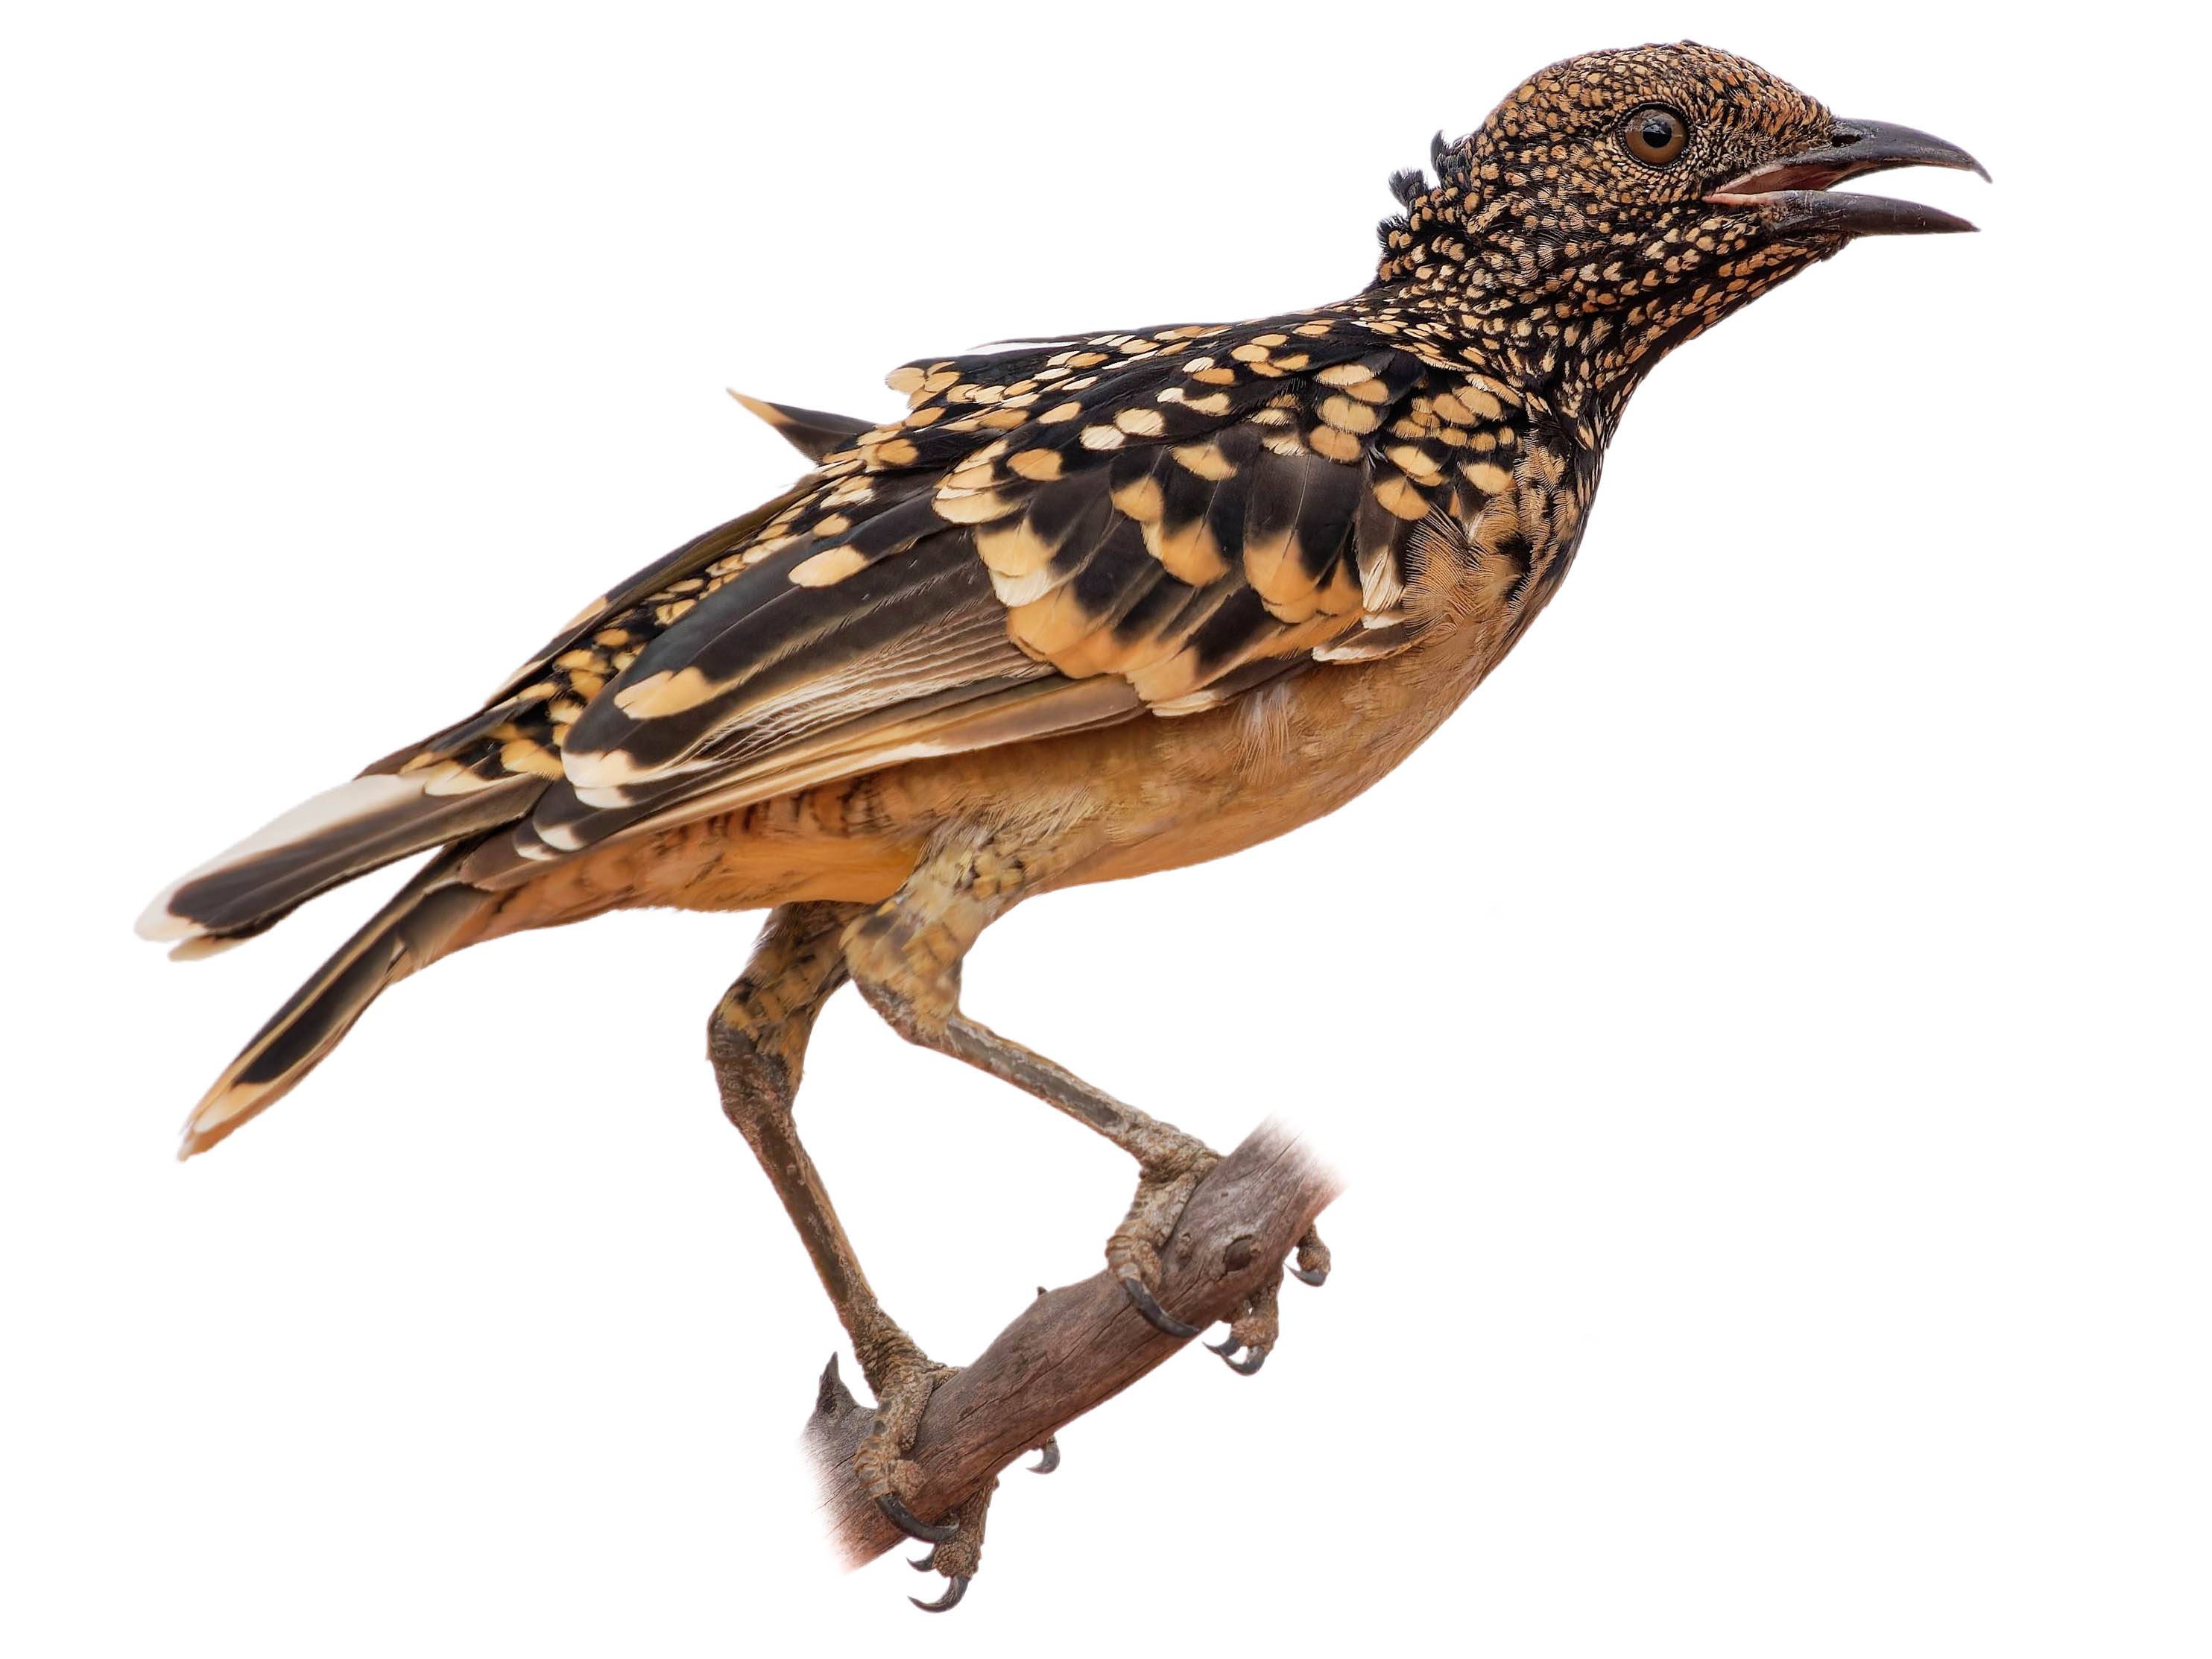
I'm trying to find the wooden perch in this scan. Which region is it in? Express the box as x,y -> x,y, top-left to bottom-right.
803,1117 -> 1343,1567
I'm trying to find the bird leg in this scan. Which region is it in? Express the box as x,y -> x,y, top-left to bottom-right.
707,900 -> 979,1561
842,832 -> 1318,1346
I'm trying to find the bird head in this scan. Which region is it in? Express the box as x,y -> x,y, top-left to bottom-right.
1374,42 -> 1984,421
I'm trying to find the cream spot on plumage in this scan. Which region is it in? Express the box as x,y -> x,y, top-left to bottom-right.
562,745 -> 652,790
934,488 -> 1020,523
1172,442 -> 1237,480
789,547 -> 871,587
611,666 -> 718,719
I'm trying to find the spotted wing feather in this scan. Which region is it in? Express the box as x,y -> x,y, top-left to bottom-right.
531,316 -> 1527,853
146,312 -> 1531,944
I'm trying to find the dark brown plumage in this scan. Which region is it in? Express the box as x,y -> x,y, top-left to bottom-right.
136,42 -> 1982,1607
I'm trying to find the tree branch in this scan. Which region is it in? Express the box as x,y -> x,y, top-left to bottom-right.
801,1117 -> 1343,1567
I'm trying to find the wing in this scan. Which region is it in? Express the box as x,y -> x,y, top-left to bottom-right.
151,310 -> 1532,947
423,313 -> 1530,879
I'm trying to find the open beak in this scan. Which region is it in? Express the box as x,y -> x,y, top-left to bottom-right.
1706,117 -> 1988,238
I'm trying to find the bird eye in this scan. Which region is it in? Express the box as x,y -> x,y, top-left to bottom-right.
1622,105 -> 1690,167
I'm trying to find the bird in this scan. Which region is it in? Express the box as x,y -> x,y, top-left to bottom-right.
136,40 -> 1983,1611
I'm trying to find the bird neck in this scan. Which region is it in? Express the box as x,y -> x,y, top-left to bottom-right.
1359,173 -> 1821,451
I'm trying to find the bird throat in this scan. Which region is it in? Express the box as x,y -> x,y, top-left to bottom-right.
1358,166 -> 1823,450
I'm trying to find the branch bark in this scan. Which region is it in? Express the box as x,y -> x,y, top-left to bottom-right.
802,1117 -> 1343,1567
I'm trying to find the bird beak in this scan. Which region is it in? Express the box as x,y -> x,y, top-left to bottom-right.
1705,117 -> 1988,238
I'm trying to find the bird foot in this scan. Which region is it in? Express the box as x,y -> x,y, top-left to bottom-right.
1107,1139 -> 1333,1364
846,1343 -> 1004,1612
1203,1221 -> 1328,1373
1205,1271 -> 1282,1374
902,1480 -> 995,1612
852,1346 -> 963,1540
1106,1131 -> 1222,1336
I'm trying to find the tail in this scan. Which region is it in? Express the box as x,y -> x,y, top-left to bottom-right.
136,771 -> 532,955
171,850 -> 495,1159
138,758 -> 543,1155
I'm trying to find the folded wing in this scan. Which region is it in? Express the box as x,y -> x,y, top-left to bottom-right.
146,312 -> 1520,941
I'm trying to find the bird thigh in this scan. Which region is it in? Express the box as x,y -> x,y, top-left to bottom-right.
841,832 -> 1202,1174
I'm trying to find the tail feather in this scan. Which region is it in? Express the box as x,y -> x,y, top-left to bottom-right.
176,853 -> 493,1159
136,772 -> 535,952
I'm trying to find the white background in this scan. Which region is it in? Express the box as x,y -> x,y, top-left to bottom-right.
5,3 -> 2205,1654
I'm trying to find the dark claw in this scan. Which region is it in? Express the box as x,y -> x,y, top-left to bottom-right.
908,1550 -> 937,1572
910,1574 -> 970,1614
1119,1274 -> 1201,1338
876,1493 -> 958,1544
1291,1264 -> 1329,1287
1206,1333 -> 1266,1375
1029,1435 -> 1061,1474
